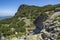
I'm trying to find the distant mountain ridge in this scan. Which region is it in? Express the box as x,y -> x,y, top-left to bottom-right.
0,16 -> 12,20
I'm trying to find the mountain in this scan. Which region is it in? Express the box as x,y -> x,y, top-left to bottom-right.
0,16 -> 12,20
0,4 -> 60,40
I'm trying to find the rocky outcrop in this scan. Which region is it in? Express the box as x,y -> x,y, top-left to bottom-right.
33,13 -> 48,34
41,12 -> 60,40
27,11 -> 60,40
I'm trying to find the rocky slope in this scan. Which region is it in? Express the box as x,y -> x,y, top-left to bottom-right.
24,11 -> 60,40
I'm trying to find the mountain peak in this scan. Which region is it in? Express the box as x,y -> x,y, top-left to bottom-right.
18,4 -> 29,11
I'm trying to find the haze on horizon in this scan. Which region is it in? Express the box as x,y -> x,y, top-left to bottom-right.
0,0 -> 60,16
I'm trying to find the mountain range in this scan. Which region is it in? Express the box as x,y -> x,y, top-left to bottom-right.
0,16 -> 12,20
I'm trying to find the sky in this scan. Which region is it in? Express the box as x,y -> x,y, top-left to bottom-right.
0,0 -> 60,16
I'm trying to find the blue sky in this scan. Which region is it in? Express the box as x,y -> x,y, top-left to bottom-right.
0,0 -> 60,16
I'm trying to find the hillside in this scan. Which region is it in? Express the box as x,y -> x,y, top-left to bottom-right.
0,4 -> 60,40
